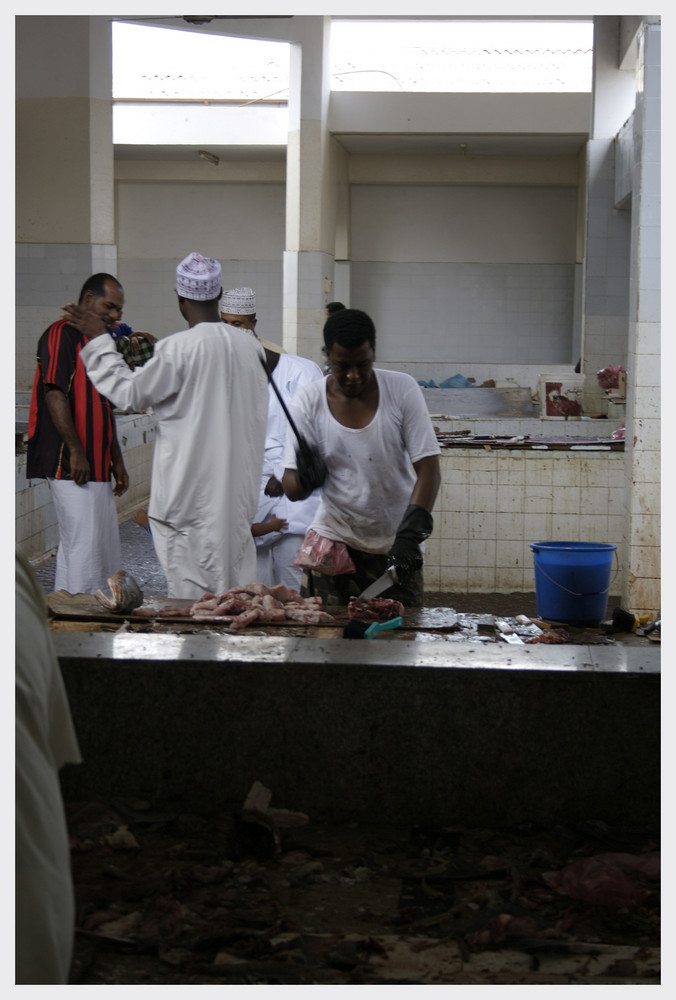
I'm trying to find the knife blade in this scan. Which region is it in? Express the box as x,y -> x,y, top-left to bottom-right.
357,566 -> 398,601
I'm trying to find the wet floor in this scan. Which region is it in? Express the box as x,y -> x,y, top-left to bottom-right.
33,515 -> 168,597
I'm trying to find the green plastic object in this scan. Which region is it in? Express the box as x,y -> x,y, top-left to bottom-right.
364,616 -> 404,638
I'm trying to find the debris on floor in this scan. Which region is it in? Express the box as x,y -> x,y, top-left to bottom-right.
66,796 -> 660,985
236,780 -> 309,856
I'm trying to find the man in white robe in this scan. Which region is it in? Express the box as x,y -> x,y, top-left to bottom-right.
220,286 -> 324,591
69,252 -> 268,598
253,350 -> 324,591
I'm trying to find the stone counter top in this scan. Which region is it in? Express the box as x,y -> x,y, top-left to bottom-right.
52,630 -> 658,675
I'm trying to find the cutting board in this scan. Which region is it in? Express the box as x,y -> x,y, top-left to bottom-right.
46,591 -> 459,632
47,591 -> 196,623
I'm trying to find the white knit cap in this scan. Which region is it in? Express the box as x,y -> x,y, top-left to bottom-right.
175,252 -> 222,301
221,286 -> 256,315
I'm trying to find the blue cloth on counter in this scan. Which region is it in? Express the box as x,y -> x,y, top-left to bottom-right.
418,375 -> 476,389
440,374 -> 476,388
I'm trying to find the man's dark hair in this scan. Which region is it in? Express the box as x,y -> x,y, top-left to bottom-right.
324,308 -> 376,352
326,301 -> 346,315
78,273 -> 123,304
179,291 -> 223,307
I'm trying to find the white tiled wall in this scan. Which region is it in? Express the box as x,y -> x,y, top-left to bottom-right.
15,466 -> 59,560
622,21 -> 661,616
350,261 -> 576,369
15,243 -> 119,391
582,138 -> 633,415
115,178 -> 286,345
425,447 -> 626,595
117,258 -> 285,345
15,248 -> 286,392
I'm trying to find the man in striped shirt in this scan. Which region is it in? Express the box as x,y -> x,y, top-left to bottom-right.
27,274 -> 130,595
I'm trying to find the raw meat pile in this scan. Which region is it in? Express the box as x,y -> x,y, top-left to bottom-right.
526,627 -> 568,644
596,363 -> 626,390
132,582 -> 336,630
348,596 -> 405,623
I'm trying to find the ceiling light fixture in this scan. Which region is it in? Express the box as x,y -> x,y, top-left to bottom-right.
198,149 -> 220,166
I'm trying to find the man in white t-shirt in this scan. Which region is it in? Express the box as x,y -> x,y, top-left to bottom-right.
281,308 -> 441,606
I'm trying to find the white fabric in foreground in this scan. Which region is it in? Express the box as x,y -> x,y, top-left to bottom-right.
15,550 -> 81,984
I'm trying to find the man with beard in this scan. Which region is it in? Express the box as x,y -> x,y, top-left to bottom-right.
26,273 -> 130,594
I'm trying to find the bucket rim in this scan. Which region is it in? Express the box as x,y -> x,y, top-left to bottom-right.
530,541 -> 617,552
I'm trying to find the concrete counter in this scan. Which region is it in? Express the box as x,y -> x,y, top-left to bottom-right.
55,632 -> 660,831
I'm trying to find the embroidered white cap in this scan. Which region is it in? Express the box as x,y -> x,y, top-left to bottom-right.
175,252 -> 222,301
221,287 -> 256,315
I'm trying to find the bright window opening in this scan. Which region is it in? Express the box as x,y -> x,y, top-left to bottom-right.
113,19 -> 593,102
113,22 -> 290,102
329,19 -> 593,93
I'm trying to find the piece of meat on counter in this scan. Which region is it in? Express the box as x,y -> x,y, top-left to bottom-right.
348,596 -> 405,623
133,583 -> 336,629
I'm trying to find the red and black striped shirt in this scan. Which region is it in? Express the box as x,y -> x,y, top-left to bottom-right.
27,320 -> 116,481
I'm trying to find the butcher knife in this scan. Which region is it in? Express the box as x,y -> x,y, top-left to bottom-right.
357,565 -> 399,601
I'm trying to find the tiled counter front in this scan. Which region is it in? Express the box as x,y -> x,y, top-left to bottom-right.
425,443 -> 625,593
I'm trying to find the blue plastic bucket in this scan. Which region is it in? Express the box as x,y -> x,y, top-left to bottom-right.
530,541 -> 617,625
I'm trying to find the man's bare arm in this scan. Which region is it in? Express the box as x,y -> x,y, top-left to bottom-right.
409,454 -> 441,512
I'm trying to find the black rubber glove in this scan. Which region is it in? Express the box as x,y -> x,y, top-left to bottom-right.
387,504 -> 434,578
295,435 -> 327,493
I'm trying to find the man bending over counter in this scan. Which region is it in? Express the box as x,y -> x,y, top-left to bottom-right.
282,308 -> 441,607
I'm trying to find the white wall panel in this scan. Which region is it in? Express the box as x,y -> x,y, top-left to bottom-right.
348,184 -> 577,366
351,185 -> 577,262
350,261 -> 574,366
116,182 -> 285,338
117,182 -> 285,260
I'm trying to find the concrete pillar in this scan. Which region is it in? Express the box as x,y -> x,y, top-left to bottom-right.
578,16 -> 661,617
15,15 -> 117,391
283,16 -> 342,363
622,20 -> 661,615
580,17 -> 635,415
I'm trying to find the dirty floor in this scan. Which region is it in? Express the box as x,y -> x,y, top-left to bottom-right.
66,796 -> 660,986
